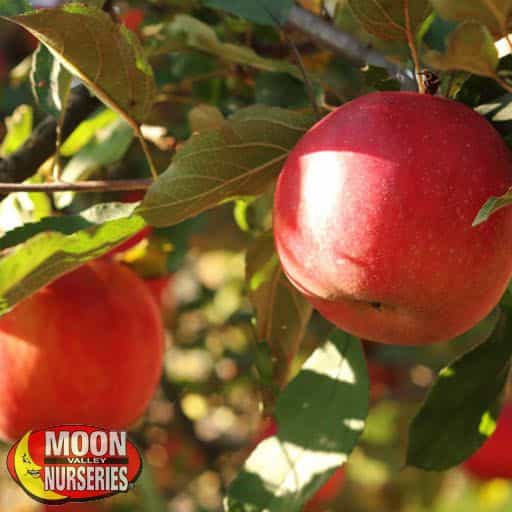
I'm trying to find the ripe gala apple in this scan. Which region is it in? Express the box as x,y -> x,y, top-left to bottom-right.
274,92 -> 512,345
0,260 -> 164,441
464,403 -> 512,480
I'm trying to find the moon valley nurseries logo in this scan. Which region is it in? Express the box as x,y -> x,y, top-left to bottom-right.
6,425 -> 142,504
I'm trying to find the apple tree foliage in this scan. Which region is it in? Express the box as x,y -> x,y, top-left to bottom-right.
1,0 -> 512,510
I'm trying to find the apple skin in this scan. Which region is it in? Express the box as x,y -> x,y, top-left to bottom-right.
107,225 -> 153,256
368,361 -> 398,402
120,8 -> 144,33
274,92 -> 512,345
256,418 -> 345,509
0,260 -> 164,441
464,404 -> 512,480
145,275 -> 173,310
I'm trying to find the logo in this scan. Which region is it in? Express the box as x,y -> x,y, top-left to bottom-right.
6,425 -> 142,504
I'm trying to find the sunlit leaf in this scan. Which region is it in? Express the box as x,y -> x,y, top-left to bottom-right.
31,44 -> 72,118
200,0 -> 294,26
0,206 -> 145,316
0,201 -> 141,250
0,105 -> 33,157
54,119 -> 134,208
473,187 -> 512,226
348,0 -> 431,40
406,312 -> 512,470
476,93 -> 512,123
60,109 -> 119,156
226,330 -> 369,511
426,21 -> 499,78
0,175 -> 52,234
431,0 -> 512,38
5,4 -> 155,124
138,106 -> 315,227
246,232 -> 312,384
151,15 -> 302,81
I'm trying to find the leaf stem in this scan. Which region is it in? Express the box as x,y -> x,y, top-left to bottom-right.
135,126 -> 159,179
404,0 -> 424,93
0,178 -> 152,193
495,74 -> 512,93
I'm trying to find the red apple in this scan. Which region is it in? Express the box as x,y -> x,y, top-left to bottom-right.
0,260 -> 164,441
464,403 -> 512,480
107,225 -> 153,256
120,8 -> 144,33
274,92 -> 512,345
368,361 -> 398,402
255,418 -> 345,509
145,275 -> 173,309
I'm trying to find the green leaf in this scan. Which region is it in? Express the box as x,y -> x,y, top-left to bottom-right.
0,201 -> 141,250
60,109 -> 118,156
152,15 -> 302,81
246,232 -> 312,384
0,0 -> 29,16
0,105 -> 33,157
0,207 -> 145,316
201,0 -> 294,26
225,330 -> 369,511
0,193 -> 51,234
476,93 -> 512,122
406,312 -> 512,471
255,72 -> 312,108
473,187 -> 512,226
348,0 -> 431,40
30,44 -> 72,118
188,103 -> 226,133
431,0 -> 512,38
426,21 -> 499,78
6,4 -> 155,124
138,106 -> 315,228
363,65 -> 401,91
54,119 -> 134,209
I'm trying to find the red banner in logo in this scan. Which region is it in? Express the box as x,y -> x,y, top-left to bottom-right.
6,425 -> 142,504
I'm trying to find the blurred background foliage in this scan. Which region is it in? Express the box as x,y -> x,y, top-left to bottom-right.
1,0 -> 512,511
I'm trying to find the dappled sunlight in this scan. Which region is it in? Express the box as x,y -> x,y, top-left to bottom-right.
303,339 -> 357,384
244,436 -> 347,497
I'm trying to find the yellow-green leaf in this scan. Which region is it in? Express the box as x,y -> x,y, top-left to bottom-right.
152,14 -> 303,81
247,232 -> 312,384
432,0 -> 512,38
6,4 -> 155,124
138,106 -> 315,227
426,22 -> 499,78
348,0 -> 431,40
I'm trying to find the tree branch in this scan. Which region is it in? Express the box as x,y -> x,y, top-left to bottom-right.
0,84 -> 101,184
0,178 -> 152,193
286,5 -> 417,91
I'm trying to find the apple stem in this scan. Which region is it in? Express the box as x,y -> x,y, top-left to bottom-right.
135,126 -> 159,179
403,1 -> 425,94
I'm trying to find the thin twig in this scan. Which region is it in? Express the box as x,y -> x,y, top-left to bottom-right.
0,85 -> 100,186
0,179 -> 152,193
135,126 -> 159,179
495,74 -> 512,94
286,5 -> 416,90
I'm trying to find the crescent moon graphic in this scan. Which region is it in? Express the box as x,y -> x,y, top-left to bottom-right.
14,431 -> 67,503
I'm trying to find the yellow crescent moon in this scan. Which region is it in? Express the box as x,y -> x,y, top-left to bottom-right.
14,431 -> 67,502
